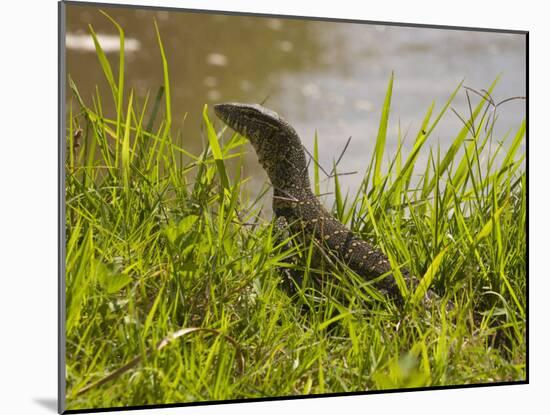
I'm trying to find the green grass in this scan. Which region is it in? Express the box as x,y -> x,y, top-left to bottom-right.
64,14 -> 526,411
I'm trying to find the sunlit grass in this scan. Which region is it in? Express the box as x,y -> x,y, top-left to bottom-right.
63,13 -> 526,411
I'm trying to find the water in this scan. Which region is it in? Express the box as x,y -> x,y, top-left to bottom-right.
65,4 -> 526,209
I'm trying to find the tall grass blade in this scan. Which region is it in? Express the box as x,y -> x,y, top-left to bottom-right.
412,246 -> 448,305
100,10 -> 125,140
154,20 -> 171,129
373,72 -> 394,187
122,90 -> 133,189
203,105 -> 229,189
87,24 -> 117,103
145,86 -> 164,133
502,119 -> 526,169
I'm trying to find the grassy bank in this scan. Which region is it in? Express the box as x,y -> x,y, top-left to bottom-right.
64,15 -> 526,411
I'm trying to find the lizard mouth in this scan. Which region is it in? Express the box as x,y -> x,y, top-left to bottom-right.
213,103 -> 233,123
214,103 -> 249,138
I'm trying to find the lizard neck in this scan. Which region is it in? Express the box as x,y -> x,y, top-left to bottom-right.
253,129 -> 312,197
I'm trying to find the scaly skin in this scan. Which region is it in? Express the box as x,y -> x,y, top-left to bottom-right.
214,103 -> 422,302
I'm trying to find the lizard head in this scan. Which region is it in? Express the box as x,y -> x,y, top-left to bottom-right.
214,103 -> 284,143
214,103 -> 310,191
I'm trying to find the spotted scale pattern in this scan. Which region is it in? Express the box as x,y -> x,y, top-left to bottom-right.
214,103 -> 421,302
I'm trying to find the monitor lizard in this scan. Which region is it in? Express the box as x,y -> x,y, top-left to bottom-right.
214,102 -> 432,305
